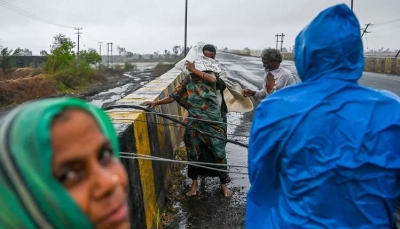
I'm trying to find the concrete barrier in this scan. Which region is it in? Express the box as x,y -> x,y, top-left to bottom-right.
106,68 -> 186,229
226,49 -> 400,76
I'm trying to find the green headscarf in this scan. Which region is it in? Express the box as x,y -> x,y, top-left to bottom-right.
0,98 -> 120,229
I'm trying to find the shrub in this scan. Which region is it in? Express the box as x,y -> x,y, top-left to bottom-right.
124,62 -> 136,71
52,60 -> 96,89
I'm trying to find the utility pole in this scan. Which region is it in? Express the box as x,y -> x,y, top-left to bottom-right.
107,43 -> 111,68
351,0 -> 353,10
278,33 -> 285,52
75,28 -> 82,60
361,23 -> 372,37
98,41 -> 103,56
110,43 -> 113,68
275,34 -> 279,49
184,0 -> 188,56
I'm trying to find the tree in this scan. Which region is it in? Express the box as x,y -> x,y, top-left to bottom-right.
23,48 -> 32,56
0,47 -> 23,73
40,50 -> 48,56
117,46 -> 126,56
79,49 -> 102,65
173,46 -> 180,55
46,34 -> 75,73
126,51 -> 133,58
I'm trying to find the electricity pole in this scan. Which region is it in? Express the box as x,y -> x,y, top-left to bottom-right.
351,0 -> 353,10
279,33 -> 285,52
75,28 -> 82,60
275,34 -> 279,49
107,43 -> 111,68
184,0 -> 188,56
361,23 -> 372,37
98,41 -> 103,56
110,43 -> 113,67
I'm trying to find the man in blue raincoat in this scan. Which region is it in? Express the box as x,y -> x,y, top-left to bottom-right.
247,4 -> 400,229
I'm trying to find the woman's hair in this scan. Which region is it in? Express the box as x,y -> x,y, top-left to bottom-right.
261,48 -> 282,63
203,44 -> 216,54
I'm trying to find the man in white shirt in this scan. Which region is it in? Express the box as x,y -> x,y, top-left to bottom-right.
242,48 -> 298,100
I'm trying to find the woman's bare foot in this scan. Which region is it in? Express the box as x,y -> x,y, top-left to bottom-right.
221,184 -> 233,197
186,179 -> 198,196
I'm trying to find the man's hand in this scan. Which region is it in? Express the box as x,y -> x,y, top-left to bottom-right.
185,61 -> 196,72
141,101 -> 158,108
242,88 -> 256,97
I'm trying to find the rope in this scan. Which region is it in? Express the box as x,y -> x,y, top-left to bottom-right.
120,152 -> 248,168
103,105 -> 249,148
119,152 -> 248,175
141,111 -> 252,127
123,118 -> 251,138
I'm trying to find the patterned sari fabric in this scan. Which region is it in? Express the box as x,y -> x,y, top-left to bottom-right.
0,98 -> 120,229
170,74 -> 229,183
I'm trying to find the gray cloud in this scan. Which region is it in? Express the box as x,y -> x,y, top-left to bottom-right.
0,0 -> 399,54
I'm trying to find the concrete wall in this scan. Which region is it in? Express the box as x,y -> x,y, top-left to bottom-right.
14,56 -> 47,68
106,68 -> 186,229
226,49 -> 400,75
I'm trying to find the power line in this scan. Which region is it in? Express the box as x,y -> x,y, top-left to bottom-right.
0,0 -> 74,28
374,18 -> 400,26
372,24 -> 400,33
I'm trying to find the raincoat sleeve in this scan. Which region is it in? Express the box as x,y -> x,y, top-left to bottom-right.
246,102 -> 284,227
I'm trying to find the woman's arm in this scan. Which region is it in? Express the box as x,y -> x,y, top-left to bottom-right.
186,61 -> 216,83
141,96 -> 175,108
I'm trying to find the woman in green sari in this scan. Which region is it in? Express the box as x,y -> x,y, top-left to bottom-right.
142,61 -> 233,197
0,98 -> 129,229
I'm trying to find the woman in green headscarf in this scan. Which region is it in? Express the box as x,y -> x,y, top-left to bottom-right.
0,98 -> 129,229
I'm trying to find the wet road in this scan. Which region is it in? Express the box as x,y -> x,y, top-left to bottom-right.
169,52 -> 400,229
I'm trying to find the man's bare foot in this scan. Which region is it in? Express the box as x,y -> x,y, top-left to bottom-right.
221,184 -> 233,197
186,179 -> 198,196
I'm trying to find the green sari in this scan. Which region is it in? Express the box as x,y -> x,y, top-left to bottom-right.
0,98 -> 120,229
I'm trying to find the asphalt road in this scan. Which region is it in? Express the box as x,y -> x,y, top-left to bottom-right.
218,52 -> 400,96
169,52 -> 400,229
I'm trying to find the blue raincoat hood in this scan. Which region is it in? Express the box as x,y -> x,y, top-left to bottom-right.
294,4 -> 364,82
247,4 -> 400,229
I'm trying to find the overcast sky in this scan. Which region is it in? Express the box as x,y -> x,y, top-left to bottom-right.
0,0 -> 399,55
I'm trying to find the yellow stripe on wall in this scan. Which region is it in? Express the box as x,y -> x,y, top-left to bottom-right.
133,112 -> 157,229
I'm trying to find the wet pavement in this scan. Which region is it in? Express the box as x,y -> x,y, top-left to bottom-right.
166,52 -> 400,229
89,71 -> 152,108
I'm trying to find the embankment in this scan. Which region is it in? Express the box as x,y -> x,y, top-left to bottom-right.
106,68 -> 186,229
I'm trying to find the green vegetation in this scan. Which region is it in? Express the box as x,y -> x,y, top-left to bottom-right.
124,62 -> 136,71
0,47 -> 23,73
45,34 -> 75,73
79,49 -> 102,65
39,34 -> 105,91
152,61 -> 175,77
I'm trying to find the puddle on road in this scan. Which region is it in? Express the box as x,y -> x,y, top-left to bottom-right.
88,73 -> 151,108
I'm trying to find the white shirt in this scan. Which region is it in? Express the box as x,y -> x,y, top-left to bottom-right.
254,66 -> 298,100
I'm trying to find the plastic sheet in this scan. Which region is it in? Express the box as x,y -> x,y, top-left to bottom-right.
247,4 -> 400,228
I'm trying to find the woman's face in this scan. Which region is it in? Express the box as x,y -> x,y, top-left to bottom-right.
51,109 -> 129,229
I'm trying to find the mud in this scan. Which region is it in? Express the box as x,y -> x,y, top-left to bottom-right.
0,71 -> 153,117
